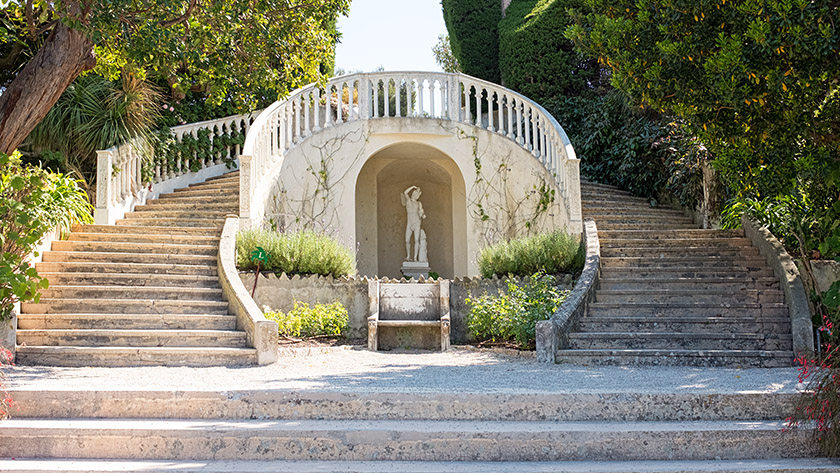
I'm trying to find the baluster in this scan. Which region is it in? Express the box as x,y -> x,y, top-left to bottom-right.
313,88 -> 321,131
384,80 -> 391,117
464,84 -> 472,125
541,119 -> 548,163
487,90 -> 495,132
304,91 -> 312,137
352,81 -> 359,120
285,103 -> 293,149
516,101 -> 523,145
506,96 -> 515,140
418,79 -> 425,117
336,84 -> 344,124
373,80 -> 380,118
395,78 -> 402,117
525,107 -> 532,151
531,110 -> 538,157
498,94 -> 505,135
325,84 -> 333,128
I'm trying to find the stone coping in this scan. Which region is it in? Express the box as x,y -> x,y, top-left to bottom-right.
536,219 -> 599,363
742,216 -> 814,356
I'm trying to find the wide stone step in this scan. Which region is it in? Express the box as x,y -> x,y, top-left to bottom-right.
0,418 -> 812,461
38,272 -> 220,288
163,188 -> 239,198
152,194 -> 240,205
587,302 -> 789,318
600,256 -> 768,269
22,298 -> 230,315
35,261 -> 218,277
599,229 -> 746,240
579,316 -> 791,334
182,179 -> 239,190
600,247 -> 760,258
555,349 -> 794,368
567,332 -> 792,351
39,285 -> 224,301
581,185 -> 635,197
595,289 -> 784,305
16,329 -> 248,348
601,268 -> 776,279
117,217 -> 225,228
50,240 -> 218,256
5,390 -> 799,422
17,313 -> 237,330
600,238 -> 753,249
13,346 -> 256,367
41,250 -> 217,265
595,223 -> 699,231
1,459 -> 836,473
582,199 -> 675,209
124,210 -> 233,220
584,210 -> 690,221
583,206 -> 688,216
66,231 -> 219,246
132,202 -> 239,212
599,277 -> 779,291
72,224 -> 221,237
590,215 -> 696,225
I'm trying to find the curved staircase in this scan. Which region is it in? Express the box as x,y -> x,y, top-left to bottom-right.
15,171 -> 257,366
556,181 -> 794,367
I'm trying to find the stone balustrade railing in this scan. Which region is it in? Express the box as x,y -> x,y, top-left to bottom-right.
94,113 -> 253,225
240,71 -> 581,228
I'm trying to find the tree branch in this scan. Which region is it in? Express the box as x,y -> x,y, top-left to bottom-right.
24,0 -> 37,40
159,0 -> 199,28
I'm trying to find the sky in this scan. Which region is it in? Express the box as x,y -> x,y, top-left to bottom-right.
334,0 -> 448,74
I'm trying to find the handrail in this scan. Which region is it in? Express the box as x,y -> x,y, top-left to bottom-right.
239,71 -> 581,229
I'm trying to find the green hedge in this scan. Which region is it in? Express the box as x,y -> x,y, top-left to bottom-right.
478,230 -> 583,278
498,0 -> 600,104
441,0 -> 501,83
265,301 -> 349,338
236,229 -> 355,277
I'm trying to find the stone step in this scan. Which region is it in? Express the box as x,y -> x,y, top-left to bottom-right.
132,202 -> 239,212
599,278 -> 779,292
601,247 -> 760,258
601,268 -> 776,279
72,224 -> 221,237
116,217 -> 225,228
0,418 -> 812,461
152,194 -> 240,205
589,215 -> 696,225
555,349 -> 794,368
66,232 -> 219,246
595,289 -> 784,305
17,313 -> 237,330
594,223 -> 699,231
123,210 -> 233,220
581,184 -> 634,196
50,240 -> 218,256
584,210 -> 690,220
41,251 -> 217,265
13,346 -> 256,367
37,272 -> 220,288
1,458 -> 837,473
567,332 -> 792,351
598,229 -> 746,240
35,261 -> 218,277
582,199 -> 675,209
16,329 -> 248,348
579,316 -> 791,334
183,179 -> 239,190
5,390 -> 799,421
22,298 -> 230,315
583,205 -> 688,215
163,188 -> 240,198
587,303 -> 789,318
600,238 -> 753,248
38,285 -> 224,302
600,256 -> 768,269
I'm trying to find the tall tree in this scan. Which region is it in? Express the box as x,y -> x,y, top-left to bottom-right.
0,0 -> 350,155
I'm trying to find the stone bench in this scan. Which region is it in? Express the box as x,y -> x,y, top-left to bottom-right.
367,279 -> 450,351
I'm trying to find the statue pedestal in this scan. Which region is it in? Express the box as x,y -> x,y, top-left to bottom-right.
401,261 -> 431,279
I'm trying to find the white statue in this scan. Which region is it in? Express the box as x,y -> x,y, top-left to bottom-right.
401,185 -> 427,262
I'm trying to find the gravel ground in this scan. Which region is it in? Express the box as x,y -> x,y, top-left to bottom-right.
4,346 -> 802,394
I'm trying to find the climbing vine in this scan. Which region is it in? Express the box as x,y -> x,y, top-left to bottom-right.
146,123 -> 245,182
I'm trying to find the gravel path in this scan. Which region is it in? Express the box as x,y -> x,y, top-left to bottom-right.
5,346 -> 801,394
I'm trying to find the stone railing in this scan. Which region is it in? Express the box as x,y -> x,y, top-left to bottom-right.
94,113 -> 253,225
239,71 -> 581,228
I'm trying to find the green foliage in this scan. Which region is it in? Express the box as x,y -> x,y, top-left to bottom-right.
466,273 -> 568,349
264,301 -> 349,338
0,152 -> 93,321
2,0 -> 349,111
236,229 -> 355,277
24,74 -> 161,194
432,34 -> 461,73
478,230 -> 583,278
441,0 -> 501,82
499,0 -> 602,103
0,347 -> 11,420
148,119 -> 244,182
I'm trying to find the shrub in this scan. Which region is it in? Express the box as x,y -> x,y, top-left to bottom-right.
265,301 -> 348,338
1,152 -> 93,321
466,272 -> 568,349
441,0 -> 501,83
478,230 -> 583,278
236,229 -> 355,277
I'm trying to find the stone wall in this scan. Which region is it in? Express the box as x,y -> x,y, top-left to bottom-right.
240,272 -> 573,343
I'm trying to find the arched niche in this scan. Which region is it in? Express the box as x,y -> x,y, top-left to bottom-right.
355,142 -> 467,279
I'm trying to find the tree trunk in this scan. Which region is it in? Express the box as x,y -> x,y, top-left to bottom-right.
0,23 -> 96,155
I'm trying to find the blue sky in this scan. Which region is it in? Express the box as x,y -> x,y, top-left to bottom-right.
334,0 -> 448,73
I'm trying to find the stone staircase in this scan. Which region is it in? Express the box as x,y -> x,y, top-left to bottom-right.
556,181 -> 794,367
0,388 -> 833,472
15,171 -> 257,366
